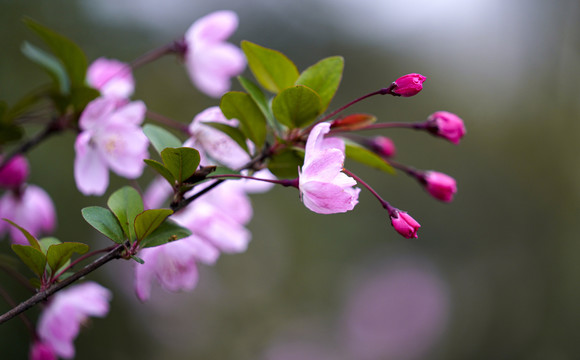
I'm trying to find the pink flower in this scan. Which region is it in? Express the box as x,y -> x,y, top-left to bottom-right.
135,237 -> 218,301
392,73 -> 426,97
0,185 -> 56,245
184,10 -> 246,98
424,171 -> 457,202
369,136 -> 396,158
36,282 -> 112,359
188,106 -> 251,169
86,58 -> 134,100
299,123 -> 360,214
74,97 -> 149,196
29,341 -> 56,360
390,210 -> 420,239
426,111 -> 466,144
0,155 -> 29,190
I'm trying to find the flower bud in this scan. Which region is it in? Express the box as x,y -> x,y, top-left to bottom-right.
424,171 -> 457,202
390,210 -> 420,239
368,136 -> 396,158
30,341 -> 56,360
0,155 -> 29,190
392,73 -> 426,97
426,111 -> 466,144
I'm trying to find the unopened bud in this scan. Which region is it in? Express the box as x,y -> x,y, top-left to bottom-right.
423,171 -> 457,202
369,136 -> 396,158
426,111 -> 466,144
0,155 -> 29,190
391,73 -> 426,97
390,210 -> 420,239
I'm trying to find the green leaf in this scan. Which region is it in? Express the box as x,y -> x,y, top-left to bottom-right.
296,56 -> 344,112
140,219 -> 192,248
203,121 -> 250,154
0,123 -> 24,145
69,85 -> 100,112
267,148 -> 304,179
2,219 -> 41,250
143,124 -> 182,155
81,206 -> 126,244
238,76 -> 278,130
39,237 -> 61,254
134,209 -> 173,242
160,147 -> 200,183
220,92 -> 267,149
144,159 -> 176,184
107,187 -> 144,242
23,18 -> 88,87
241,41 -> 299,93
131,255 -> 145,264
272,85 -> 322,129
46,242 -> 89,273
345,141 -> 395,174
21,42 -> 70,94
11,245 -> 46,277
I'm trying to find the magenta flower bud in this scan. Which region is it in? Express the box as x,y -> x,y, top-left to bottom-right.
30,341 -> 56,360
424,171 -> 457,202
426,111 -> 466,144
369,136 -> 396,158
392,73 -> 426,97
390,210 -> 420,239
0,155 -> 29,189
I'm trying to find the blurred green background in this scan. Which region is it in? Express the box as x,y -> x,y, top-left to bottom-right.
2,0 -> 580,359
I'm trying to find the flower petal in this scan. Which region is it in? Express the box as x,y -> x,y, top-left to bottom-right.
74,132 -> 109,196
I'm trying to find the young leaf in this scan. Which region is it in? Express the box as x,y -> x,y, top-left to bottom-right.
134,209 -> 173,242
296,56 -> 344,111
46,242 -> 89,273
241,41 -> 299,93
344,141 -> 395,174
331,113 -> 376,131
2,219 -> 41,250
81,206 -> 126,244
131,255 -> 145,264
23,18 -> 88,87
143,124 -> 182,155
140,219 -> 192,248
160,147 -> 200,183
272,85 -> 322,129
21,42 -> 70,94
11,245 -> 46,277
107,186 -> 144,242
220,91 -> 267,148
238,76 -> 278,130
203,121 -> 250,154
267,148 -> 304,179
39,237 -> 62,254
69,85 -> 100,112
144,159 -> 176,184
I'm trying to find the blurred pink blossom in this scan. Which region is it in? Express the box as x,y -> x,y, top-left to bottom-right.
0,155 -> 29,190
74,97 -> 148,195
424,171 -> 457,202
392,73 -> 426,97
135,236 -> 218,301
299,122 -> 360,214
390,210 -> 420,239
0,185 -> 56,245
184,10 -> 246,98
426,111 -> 466,144
343,261 -> 449,360
86,57 -> 135,100
36,282 -> 112,359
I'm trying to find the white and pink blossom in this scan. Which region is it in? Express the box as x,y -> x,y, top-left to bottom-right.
74,97 -> 148,196
299,123 -> 360,214
0,185 -> 56,245
36,282 -> 112,359
86,58 -> 134,100
183,11 -> 246,98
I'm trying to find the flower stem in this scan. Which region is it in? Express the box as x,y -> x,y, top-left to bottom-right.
206,174 -> 298,188
0,244 -> 125,325
146,110 -> 189,134
342,168 -> 396,216
130,42 -> 182,70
